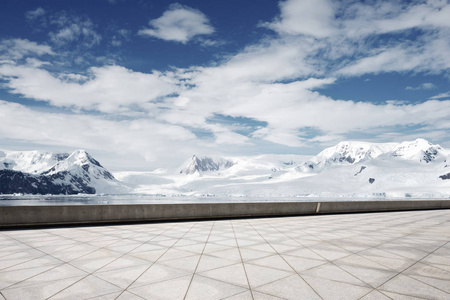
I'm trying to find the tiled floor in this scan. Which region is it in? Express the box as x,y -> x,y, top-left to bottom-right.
0,209 -> 449,299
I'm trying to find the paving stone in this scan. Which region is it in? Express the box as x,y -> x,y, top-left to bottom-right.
1,276 -> 85,300
281,254 -> 327,272
246,254 -> 294,272
0,265 -> 57,289
129,263 -> 189,288
49,275 -> 122,300
199,263 -> 249,288
254,274 -> 321,300
184,274 -> 248,300
222,290 -> 253,299
1,209 -> 449,299
9,263 -> 88,289
360,289 -> 391,300
94,264 -> 150,289
240,248 -> 275,262
379,273 -> 450,299
195,254 -> 237,272
301,262 -> 369,287
252,290 -> 287,299
302,274 -> 373,300
244,263 -> 294,288
129,275 -> 192,299
114,291 -> 146,300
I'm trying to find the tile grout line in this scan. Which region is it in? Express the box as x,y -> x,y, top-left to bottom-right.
230,220 -> 255,300
357,214 -> 450,299
281,212 -> 434,262
352,213 -> 450,274
0,225 -> 166,292
85,224 -> 183,274
245,218 -> 325,300
182,221 -> 216,300
379,240 -> 450,296
265,210 -> 447,272
259,218 -> 375,289
112,222 -> 201,300
1,210 -> 449,300
377,289 -> 428,300
42,223 -> 182,300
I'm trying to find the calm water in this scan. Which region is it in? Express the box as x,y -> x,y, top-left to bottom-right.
0,194 -> 425,206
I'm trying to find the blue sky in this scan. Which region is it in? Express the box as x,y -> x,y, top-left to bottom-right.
0,0 -> 449,170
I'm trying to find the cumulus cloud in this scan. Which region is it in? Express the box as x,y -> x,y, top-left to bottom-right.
266,0 -> 450,78
0,100 -> 197,169
138,3 -> 214,44
2,0 -> 450,166
267,0 -> 336,38
0,64 -> 177,113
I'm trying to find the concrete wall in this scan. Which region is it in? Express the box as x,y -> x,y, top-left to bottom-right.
1,200 -> 450,228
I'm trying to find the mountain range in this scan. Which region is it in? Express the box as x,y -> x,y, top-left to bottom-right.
117,138 -> 450,198
0,149 -> 126,195
1,138 -> 449,197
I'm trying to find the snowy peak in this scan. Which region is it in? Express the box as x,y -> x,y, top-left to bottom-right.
43,149 -> 115,181
65,149 -> 102,168
0,150 -> 69,174
390,139 -> 446,163
0,148 -> 124,195
300,138 -> 447,172
180,155 -> 235,175
316,141 -> 395,165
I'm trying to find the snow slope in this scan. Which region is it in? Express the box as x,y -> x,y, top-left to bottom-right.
0,150 -> 68,174
2,139 -> 448,197
115,139 -> 450,198
0,149 -> 127,194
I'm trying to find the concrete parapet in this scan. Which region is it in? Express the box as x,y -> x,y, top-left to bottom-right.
1,200 -> 449,228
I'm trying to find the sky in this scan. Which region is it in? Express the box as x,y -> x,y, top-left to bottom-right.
0,0 -> 449,171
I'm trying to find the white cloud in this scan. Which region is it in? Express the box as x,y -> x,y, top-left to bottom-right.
2,0 -> 450,165
0,64 -> 177,113
25,57 -> 51,68
265,0 -> 450,78
430,91 -> 450,100
406,83 -> 437,91
267,0 -> 336,38
0,100 -> 197,169
213,129 -> 250,145
337,38 -> 450,76
159,59 -> 450,148
370,1 -> 450,34
0,38 -> 54,60
25,7 -> 46,22
111,29 -> 130,47
49,13 -> 101,48
138,3 -> 214,44
338,1 -> 450,38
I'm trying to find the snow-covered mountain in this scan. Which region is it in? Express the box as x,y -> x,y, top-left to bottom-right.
180,155 -> 235,174
3,139 -> 449,197
0,149 -> 126,195
297,138 -> 449,172
0,150 -> 69,174
115,138 -> 450,198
